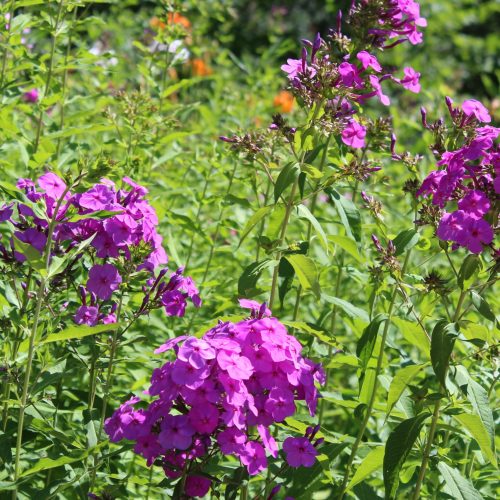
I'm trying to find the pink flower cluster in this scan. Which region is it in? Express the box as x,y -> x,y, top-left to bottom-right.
280,2 -> 425,150
418,98 -> 499,254
104,301 -> 325,488
0,172 -> 200,324
358,0 -> 427,47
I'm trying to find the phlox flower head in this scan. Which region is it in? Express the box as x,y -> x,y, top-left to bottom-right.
417,96 -> 498,255
104,302 -> 325,483
341,120 -> 366,149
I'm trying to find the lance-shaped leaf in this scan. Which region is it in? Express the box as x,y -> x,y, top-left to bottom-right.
296,204 -> 328,251
356,315 -> 385,369
383,413 -> 429,500
348,446 -> 385,490
392,228 -> 420,256
239,205 -> 274,245
274,162 -> 300,203
284,254 -> 321,298
430,321 -> 458,388
327,188 -> 362,242
457,254 -> 482,290
437,462 -> 483,500
386,363 -> 428,417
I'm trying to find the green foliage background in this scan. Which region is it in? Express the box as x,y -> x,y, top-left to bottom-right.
0,1 -> 498,499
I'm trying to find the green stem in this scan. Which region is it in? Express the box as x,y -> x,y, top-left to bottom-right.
269,178 -> 298,310
185,167 -> 213,270
411,288 -> 467,499
318,257 -> 344,424
33,0 -> 65,155
337,251 -> 412,500
200,163 -> 238,285
292,135 -> 332,320
0,0 -> 15,89
56,6 -> 77,158
255,176 -> 272,262
12,184 -> 71,495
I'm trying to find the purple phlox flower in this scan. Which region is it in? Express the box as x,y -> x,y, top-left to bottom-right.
462,99 -> 491,123
457,190 -> 490,219
92,230 -> 121,259
240,441 -> 267,475
161,289 -> 187,316
185,475 -> 211,498
178,337 -> 216,368
188,403 -> 219,434
38,172 -> 68,200
86,263 -> 122,300
154,335 -> 188,354
265,387 -> 296,422
104,214 -> 138,245
338,62 -> 363,88
14,228 -> 47,253
123,176 -> 148,196
171,360 -> 210,388
134,434 -> 163,465
357,51 -> 382,72
396,66 -> 421,93
158,414 -> 194,450
436,211 -> 467,243
0,203 -> 14,222
368,75 -> 390,105
78,184 -> 117,211
460,217 -> 494,254
239,298 -> 271,317
257,424 -> 278,458
341,120 -> 366,149
22,89 -> 39,103
283,436 -> 318,467
217,427 -> 247,455
217,350 -> 254,380
74,305 -> 98,326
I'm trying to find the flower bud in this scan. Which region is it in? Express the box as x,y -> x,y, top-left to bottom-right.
420,107 -> 428,128
371,234 -> 384,253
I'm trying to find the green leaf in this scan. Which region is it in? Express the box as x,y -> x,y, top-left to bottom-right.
283,321 -> 337,346
454,365 -> 495,447
68,210 -> 121,222
386,363 -> 428,417
348,446 -> 385,490
457,255 -> 482,290
430,321 -> 458,387
327,188 -> 362,242
239,205 -> 273,246
470,291 -> 498,324
453,413 -> 497,467
323,295 -> 369,323
383,414 -> 428,500
392,318 -> 430,357
392,229 -> 420,256
238,259 -> 273,297
328,235 -> 363,263
296,204 -> 328,251
284,254 -> 321,298
42,323 -> 120,344
356,315 -> 385,368
437,462 -> 483,500
284,443 -> 347,499
274,162 -> 300,203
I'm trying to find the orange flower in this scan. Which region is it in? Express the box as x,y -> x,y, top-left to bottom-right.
149,16 -> 166,31
273,90 -> 294,113
167,12 -> 191,30
191,58 -> 212,77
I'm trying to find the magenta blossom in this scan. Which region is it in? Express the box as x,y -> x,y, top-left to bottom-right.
86,263 -> 122,300
240,441 -> 267,476
357,51 -> 382,72
185,475 -> 211,498
341,120 -> 366,148
283,437 -> 318,468
22,89 -> 39,103
457,190 -> 490,219
397,67 -> 421,93
462,99 -> 491,123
